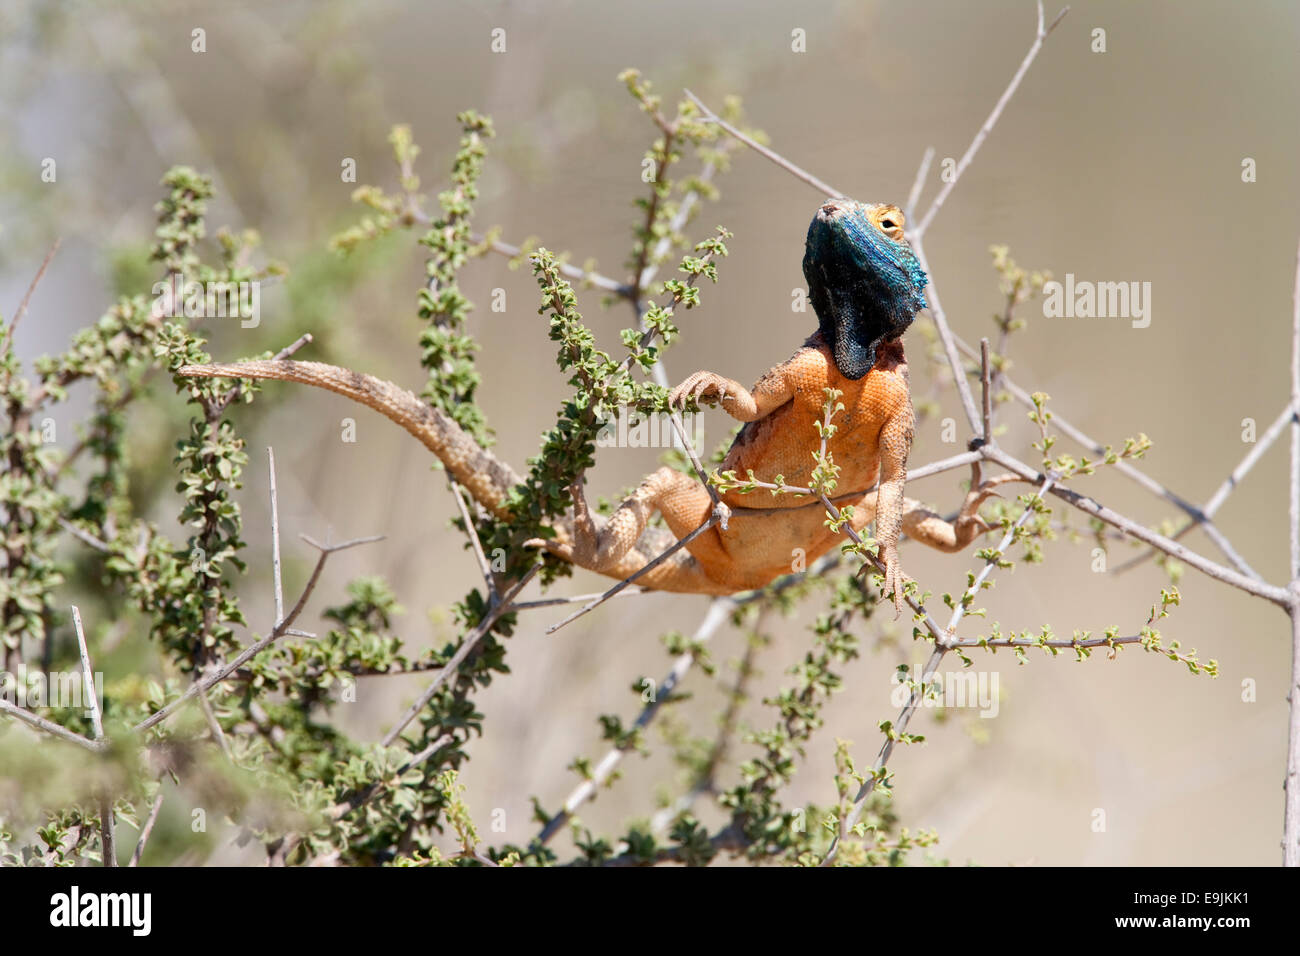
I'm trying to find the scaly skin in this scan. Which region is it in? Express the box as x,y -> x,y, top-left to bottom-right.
179,199 -> 1004,610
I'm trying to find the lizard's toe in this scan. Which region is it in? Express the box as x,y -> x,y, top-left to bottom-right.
525,537 -> 572,562
877,548 -> 910,619
959,473 -> 1025,531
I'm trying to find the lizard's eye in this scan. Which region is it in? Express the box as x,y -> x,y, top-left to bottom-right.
876,212 -> 904,239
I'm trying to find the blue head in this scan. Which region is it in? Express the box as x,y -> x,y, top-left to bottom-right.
802,199 -> 929,379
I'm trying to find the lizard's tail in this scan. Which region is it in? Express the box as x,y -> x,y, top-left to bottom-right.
177,360 -> 523,521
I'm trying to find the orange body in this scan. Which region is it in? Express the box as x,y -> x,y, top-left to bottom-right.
720,336 -> 910,509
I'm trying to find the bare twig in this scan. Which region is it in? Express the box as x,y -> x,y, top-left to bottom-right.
512,588 -> 647,610
537,596 -> 736,845
197,695 -> 230,756
449,478 -> 499,602
649,611 -> 762,835
907,450 -> 984,483
330,735 -> 453,820
1292,239 -> 1300,585
268,447 -> 284,625
667,408 -> 730,523
952,333 -> 1262,579
2,237 -> 62,353
380,565 -> 540,748
0,698 -> 105,752
911,238 -> 983,433
980,338 -> 993,444
1289,605 -> 1300,867
1209,404 -> 1296,531
134,533 -> 384,733
72,606 -> 104,739
477,234 -> 630,295
913,1 -> 1070,238
270,332 -> 315,363
1285,237 -> 1300,867
684,90 -> 844,199
1112,402 -> 1293,575
544,514 -> 720,634
58,518 -> 112,553
72,606 -> 116,867
824,473 -> 1055,864
129,783 -> 166,867
981,445 -> 1292,606
814,493 -> 949,644
904,148 -> 935,220
267,734 -> 454,865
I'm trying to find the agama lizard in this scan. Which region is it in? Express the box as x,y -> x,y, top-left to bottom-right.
179,198 -> 1002,610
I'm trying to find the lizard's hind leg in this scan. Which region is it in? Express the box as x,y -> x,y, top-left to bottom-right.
569,467 -> 713,573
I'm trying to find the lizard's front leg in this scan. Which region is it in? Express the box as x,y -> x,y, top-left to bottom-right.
873,402 -> 914,616
669,371 -> 761,421
669,360 -> 796,423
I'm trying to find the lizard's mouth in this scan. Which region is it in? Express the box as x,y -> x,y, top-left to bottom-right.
816,198 -> 854,220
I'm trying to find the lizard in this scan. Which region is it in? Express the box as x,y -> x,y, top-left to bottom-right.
178,198 -> 1007,611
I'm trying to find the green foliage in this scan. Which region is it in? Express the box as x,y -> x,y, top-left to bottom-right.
715,577 -> 869,863
416,111 -> 495,444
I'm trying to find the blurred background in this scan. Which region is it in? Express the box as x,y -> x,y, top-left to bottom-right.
3,0 -> 1299,865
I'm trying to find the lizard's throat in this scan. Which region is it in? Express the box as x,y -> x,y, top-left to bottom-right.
821,312 -> 914,380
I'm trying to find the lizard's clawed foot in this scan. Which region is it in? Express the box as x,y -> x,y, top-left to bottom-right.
563,479 -> 644,573
669,371 -> 739,410
868,545 -> 911,619
521,485 -> 602,566
567,480 -> 605,569
857,546 -> 909,621
953,473 -> 1024,545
